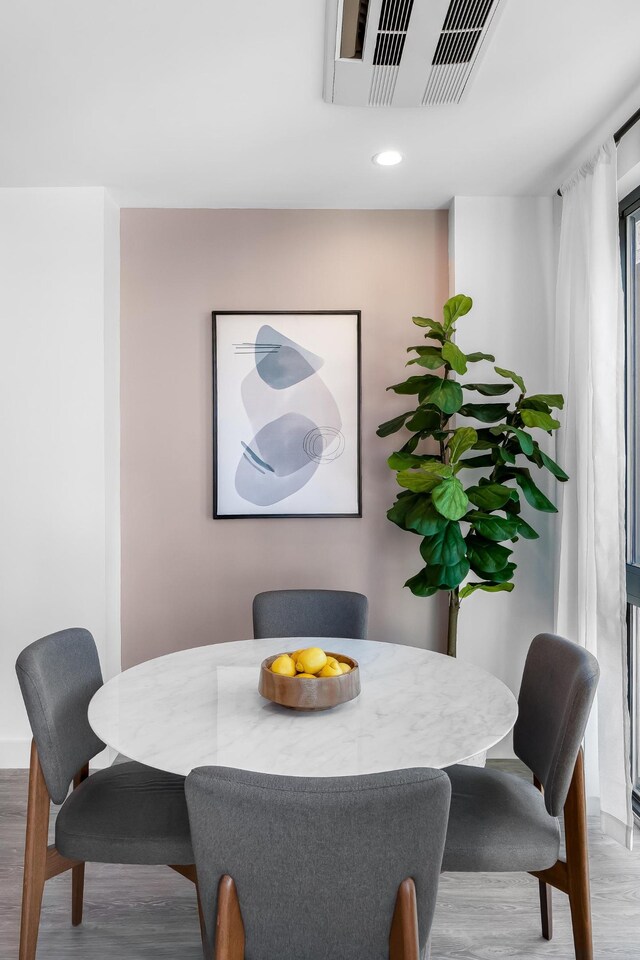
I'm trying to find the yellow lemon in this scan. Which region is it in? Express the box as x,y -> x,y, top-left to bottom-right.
271,654 -> 296,677
296,673 -> 317,679
295,647 -> 327,675
290,649 -> 304,664
338,662 -> 352,674
325,656 -> 340,669
318,660 -> 342,678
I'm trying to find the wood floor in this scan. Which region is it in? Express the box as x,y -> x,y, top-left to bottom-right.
1,764 -> 638,959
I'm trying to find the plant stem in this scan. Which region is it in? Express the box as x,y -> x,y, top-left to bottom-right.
440,363 -> 450,462
447,588 -> 460,657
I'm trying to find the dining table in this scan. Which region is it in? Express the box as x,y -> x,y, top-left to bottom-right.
89,637 -> 518,777
88,637 -> 518,778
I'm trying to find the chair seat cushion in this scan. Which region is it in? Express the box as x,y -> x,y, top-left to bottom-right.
55,761 -> 194,865
442,765 -> 561,872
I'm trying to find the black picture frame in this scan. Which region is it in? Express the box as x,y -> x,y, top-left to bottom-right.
212,310 -> 362,519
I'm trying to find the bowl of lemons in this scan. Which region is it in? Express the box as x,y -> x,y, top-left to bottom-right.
258,646 -> 360,711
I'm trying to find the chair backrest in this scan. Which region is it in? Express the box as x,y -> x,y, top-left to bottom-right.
252,589 -> 368,640
513,633 -> 599,817
15,628 -> 105,804
186,766 -> 450,960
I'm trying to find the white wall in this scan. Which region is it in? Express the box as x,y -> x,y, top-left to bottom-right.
0,188 -> 120,766
449,196 -> 559,757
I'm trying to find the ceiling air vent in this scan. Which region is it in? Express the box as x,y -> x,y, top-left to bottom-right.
370,1 -> 416,106
423,0 -> 501,104
323,0 -> 506,107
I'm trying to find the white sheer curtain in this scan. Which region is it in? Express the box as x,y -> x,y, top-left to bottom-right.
555,137 -> 633,848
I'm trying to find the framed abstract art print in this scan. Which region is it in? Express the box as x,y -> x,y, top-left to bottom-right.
212,311 -> 361,518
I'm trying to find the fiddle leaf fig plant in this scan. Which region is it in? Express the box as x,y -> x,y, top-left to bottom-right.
377,294 -> 568,657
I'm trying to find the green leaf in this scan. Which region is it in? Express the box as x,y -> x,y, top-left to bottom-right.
432,476 -> 469,520
412,317 -> 446,338
441,341 -> 468,375
400,434 -> 420,453
386,492 -> 419,532
459,403 -> 510,423
466,483 -> 516,510
520,409 -> 561,431
537,448 -> 569,481
497,446 -> 516,465
442,294 -> 473,331
397,462 -> 452,492
490,424 -> 534,456
436,558 -> 471,589
397,473 -> 444,494
408,355 -> 447,370
387,375 -> 430,395
405,559 -> 470,593
376,412 -> 413,437
459,581 -> 515,600
404,499 -> 450,536
404,570 -> 439,597
466,352 -> 496,362
387,452 -> 438,470
519,397 -> 551,412
503,496 -> 522,516
472,428 -> 502,449
467,536 -> 513,573
418,377 -> 464,414
466,512 -> 520,541
495,366 -> 526,394
469,561 -> 516,584
419,523 -> 466,566
527,393 -> 564,410
457,453 -> 495,469
515,516 -> 539,539
406,346 -> 445,370
511,427 -> 534,455
447,427 -> 478,463
512,470 -> 557,512
463,382 -> 514,396
405,408 -> 441,432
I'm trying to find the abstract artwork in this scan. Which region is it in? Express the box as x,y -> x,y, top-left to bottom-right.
213,311 -> 361,518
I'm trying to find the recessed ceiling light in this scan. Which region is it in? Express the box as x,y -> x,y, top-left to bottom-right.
372,150 -> 403,167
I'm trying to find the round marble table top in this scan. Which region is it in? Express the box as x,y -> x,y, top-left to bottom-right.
88,638 -> 518,778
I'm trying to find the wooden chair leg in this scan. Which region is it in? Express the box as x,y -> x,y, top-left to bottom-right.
71,764 -> 89,926
19,741 -> 50,960
389,878 -> 419,960
196,883 -> 208,952
538,879 -> 553,940
215,875 -> 245,960
169,864 -> 207,952
71,863 -> 85,926
531,750 -> 592,960
533,775 -> 553,940
564,750 -> 593,960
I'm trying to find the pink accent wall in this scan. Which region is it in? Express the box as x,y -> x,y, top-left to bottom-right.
120,209 -> 449,668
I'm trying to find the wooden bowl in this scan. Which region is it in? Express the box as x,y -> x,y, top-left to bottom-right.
258,652 -> 360,711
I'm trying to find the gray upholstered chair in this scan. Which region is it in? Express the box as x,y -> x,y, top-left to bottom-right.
186,765 -> 450,960
443,633 -> 600,960
252,589 -> 368,640
15,628 -> 197,960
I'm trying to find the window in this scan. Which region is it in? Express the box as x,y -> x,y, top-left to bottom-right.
621,184 -> 640,820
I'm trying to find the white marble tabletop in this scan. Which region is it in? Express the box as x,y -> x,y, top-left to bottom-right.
88,638 -> 517,778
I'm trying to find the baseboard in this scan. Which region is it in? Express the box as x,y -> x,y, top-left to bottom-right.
600,808 -> 635,849
0,739 -> 115,770
587,794 -> 601,817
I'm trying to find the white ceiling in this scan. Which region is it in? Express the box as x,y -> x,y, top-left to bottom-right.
1,0 -> 640,208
